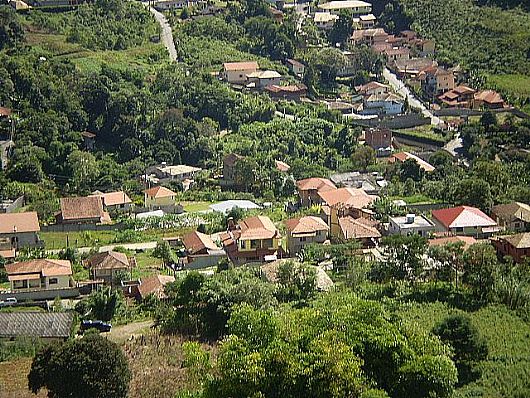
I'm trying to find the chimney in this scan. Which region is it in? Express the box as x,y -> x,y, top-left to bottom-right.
227,217 -> 236,231
406,214 -> 415,224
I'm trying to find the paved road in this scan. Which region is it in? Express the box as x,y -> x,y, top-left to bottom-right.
148,5 -> 177,62
47,241 -> 159,255
444,132 -> 463,156
383,68 -> 442,126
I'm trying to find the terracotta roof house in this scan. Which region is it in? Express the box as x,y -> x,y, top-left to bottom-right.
0,312 -> 73,341
428,236 -> 477,250
474,90 -> 505,109
318,187 -> 377,209
431,206 -> 499,237
492,233 -> 530,263
222,61 -> 259,84
5,259 -> 72,292
137,274 -> 175,300
355,81 -> 390,97
0,212 -> 42,258
246,70 -> 282,89
181,231 -> 226,269
337,216 -> 381,245
438,85 -> 476,108
491,202 -> 530,232
420,66 -> 455,95
144,186 -> 177,209
296,177 -> 337,207
90,191 -> 132,211
390,152 -> 436,172
145,164 -> 202,186
285,216 -> 329,255
56,196 -> 110,225
85,251 -> 131,286
220,215 -> 282,265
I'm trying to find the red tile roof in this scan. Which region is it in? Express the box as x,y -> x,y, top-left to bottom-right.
275,160 -> 291,172
339,216 -> 381,239
285,216 -> 329,235
239,216 -> 279,240
0,212 -> 40,234
318,187 -> 377,208
296,177 -> 337,192
431,206 -> 497,229
183,231 -> 218,254
59,197 -> 109,222
5,259 -> 72,277
138,274 -> 175,300
0,107 -> 12,117
86,251 -> 129,270
428,236 -> 477,250
91,191 -> 132,207
223,61 -> 259,71
144,186 -> 177,198
474,90 -> 504,105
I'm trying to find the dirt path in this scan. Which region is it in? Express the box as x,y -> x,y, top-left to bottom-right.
107,319 -> 155,343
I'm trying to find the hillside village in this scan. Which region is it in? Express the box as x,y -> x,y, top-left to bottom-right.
1,0 -> 530,397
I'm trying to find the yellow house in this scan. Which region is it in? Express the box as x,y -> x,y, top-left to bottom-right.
5,259 -> 72,292
144,186 -> 177,209
220,215 -> 282,264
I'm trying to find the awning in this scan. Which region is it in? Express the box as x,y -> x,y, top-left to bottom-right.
8,273 -> 41,282
482,226 -> 502,233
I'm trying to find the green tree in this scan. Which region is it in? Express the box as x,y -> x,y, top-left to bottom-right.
463,243 -> 498,301
275,261 -> 317,302
433,314 -> 488,385
28,333 -> 131,398
453,178 -> 493,211
376,234 -> 427,282
351,145 -> 376,171
67,150 -> 98,194
0,6 -> 24,50
75,287 -> 124,321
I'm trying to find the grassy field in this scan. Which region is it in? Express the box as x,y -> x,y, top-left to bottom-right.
180,201 -> 216,212
487,74 -> 530,98
40,230 -> 117,249
394,126 -> 449,144
25,30 -> 168,74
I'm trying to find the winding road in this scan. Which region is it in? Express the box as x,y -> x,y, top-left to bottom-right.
383,67 -> 442,126
147,5 -> 177,62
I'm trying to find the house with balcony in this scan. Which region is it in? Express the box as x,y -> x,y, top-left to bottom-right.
296,177 -> 337,207
318,0 -> 372,16
314,12 -> 339,29
285,216 -> 329,255
220,216 -> 282,264
5,259 -> 72,292
85,251 -> 133,286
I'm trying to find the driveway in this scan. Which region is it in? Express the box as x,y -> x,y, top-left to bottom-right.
383,67 -> 442,126
147,5 -> 177,62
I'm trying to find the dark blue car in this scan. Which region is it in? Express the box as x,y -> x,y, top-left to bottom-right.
80,320 -> 112,333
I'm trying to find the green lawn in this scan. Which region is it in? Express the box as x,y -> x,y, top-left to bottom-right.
180,201 -> 216,212
41,231 -> 117,250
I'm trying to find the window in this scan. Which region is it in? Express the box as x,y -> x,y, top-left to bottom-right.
263,239 -> 273,248
299,237 -> 307,242
455,227 -> 464,233
49,278 -> 58,285
250,240 -> 259,249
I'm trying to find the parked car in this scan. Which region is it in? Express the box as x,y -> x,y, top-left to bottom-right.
0,297 -> 17,307
80,320 -> 112,333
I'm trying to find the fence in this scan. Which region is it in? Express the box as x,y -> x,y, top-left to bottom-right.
0,288 -> 80,302
41,222 -> 127,233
